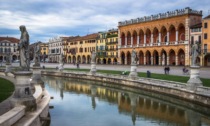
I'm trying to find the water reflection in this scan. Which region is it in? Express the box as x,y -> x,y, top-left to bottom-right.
43,76 -> 210,126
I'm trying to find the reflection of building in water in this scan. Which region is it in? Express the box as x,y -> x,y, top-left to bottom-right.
44,77 -> 208,126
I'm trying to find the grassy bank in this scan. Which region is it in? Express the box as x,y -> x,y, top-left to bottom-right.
63,68 -> 210,87
0,78 -> 14,102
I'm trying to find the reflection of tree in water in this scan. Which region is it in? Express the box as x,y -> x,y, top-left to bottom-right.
43,76 -> 210,126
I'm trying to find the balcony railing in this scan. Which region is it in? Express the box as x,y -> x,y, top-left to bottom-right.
106,55 -> 118,58
106,41 -> 118,45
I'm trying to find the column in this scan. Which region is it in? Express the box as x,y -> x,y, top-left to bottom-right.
125,56 -> 127,65
176,31 -> 178,42
159,56 -> 161,65
167,56 -> 169,65
144,56 -> 146,65
151,56 -> 153,65
144,34 -> 146,44
137,36 -> 140,45
167,32 -> 169,42
119,38 -> 122,47
151,34 -> 154,44
125,37 -> 127,46
131,37 -> 133,47
175,55 -> 178,66
159,33 -> 161,43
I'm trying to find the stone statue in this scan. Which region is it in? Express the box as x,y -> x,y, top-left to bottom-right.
59,53 -> 65,65
18,25 -> 30,70
6,52 -> 11,64
34,43 -> 40,66
191,41 -> 200,66
91,50 -> 96,63
131,48 -> 138,65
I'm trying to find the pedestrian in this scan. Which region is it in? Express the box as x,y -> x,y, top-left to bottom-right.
77,62 -> 79,68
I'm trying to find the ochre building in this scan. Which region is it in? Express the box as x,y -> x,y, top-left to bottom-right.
118,7 -> 202,66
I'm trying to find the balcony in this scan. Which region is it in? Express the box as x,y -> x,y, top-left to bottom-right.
106,55 -> 118,58
106,41 -> 118,45
106,48 -> 118,51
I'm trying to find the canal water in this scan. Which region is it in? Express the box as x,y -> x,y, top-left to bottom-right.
43,76 -> 210,126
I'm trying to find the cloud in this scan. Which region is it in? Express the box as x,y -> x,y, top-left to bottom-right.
0,0 -> 209,42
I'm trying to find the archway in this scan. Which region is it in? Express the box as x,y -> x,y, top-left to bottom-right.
103,58 -> 106,64
73,56 -> 76,64
146,51 -> 151,65
161,50 -> 167,66
178,49 -> 185,66
139,51 -> 144,65
169,50 -> 176,65
0,56 -> 3,62
121,33 -> 125,46
204,54 -> 210,66
133,31 -> 137,46
161,26 -> 167,42
146,29 -> 151,44
169,25 -> 176,42
113,58 -> 117,64
127,51 -> 131,65
12,55 -> 17,61
77,55 -> 81,63
87,55 -> 91,64
68,56 -> 71,63
121,52 -> 125,65
153,50 -> 159,65
153,27 -> 159,43
97,58 -> 101,64
178,24 -> 185,41
139,30 -> 144,45
82,55 -> 86,64
108,58 -> 111,64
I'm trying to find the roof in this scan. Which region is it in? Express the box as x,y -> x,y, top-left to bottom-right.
203,15 -> 210,19
0,37 -> 19,43
67,33 -> 99,42
190,23 -> 202,29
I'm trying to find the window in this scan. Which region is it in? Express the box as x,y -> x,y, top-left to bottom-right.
191,36 -> 194,44
204,22 -> 208,28
198,36 -> 201,43
204,44 -> 207,54
204,33 -> 208,39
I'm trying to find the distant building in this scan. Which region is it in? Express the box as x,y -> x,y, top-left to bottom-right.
0,36 -> 19,62
48,37 -> 64,63
118,7 -> 202,66
96,31 -> 107,64
202,15 -> 210,66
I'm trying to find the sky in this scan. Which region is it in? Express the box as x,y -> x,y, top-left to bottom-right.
0,0 -> 210,43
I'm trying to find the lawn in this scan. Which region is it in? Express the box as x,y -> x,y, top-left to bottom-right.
63,68 -> 210,87
0,78 -> 14,102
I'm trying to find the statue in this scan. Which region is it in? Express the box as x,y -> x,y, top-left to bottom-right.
18,25 -> 30,70
191,41 -> 200,66
59,53 -> 65,65
131,48 -> 138,65
91,50 -> 96,63
6,52 -> 11,64
34,43 -> 40,66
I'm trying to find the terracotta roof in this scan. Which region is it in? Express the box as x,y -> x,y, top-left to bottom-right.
190,23 -> 202,28
203,15 -> 210,19
67,33 -> 99,42
0,37 -> 19,43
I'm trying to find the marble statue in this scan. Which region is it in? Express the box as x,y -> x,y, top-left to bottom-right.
6,52 -> 11,64
91,50 -> 96,63
59,53 -> 65,65
18,25 -> 30,70
131,48 -> 138,64
34,43 -> 40,66
191,42 -> 200,66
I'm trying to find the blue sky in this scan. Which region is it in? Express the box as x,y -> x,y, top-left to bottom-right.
0,0 -> 209,43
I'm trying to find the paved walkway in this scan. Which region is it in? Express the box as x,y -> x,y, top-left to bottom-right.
37,63 -> 210,79
9,63 -> 209,79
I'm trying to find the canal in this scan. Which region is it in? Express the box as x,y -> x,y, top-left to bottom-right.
43,76 -> 210,126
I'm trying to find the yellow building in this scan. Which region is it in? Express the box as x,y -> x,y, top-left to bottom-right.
40,43 -> 49,55
118,7 -> 202,66
96,32 -> 106,64
66,33 -> 98,64
106,29 -> 118,64
202,15 -> 210,66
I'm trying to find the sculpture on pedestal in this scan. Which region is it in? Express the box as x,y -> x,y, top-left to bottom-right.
58,53 -> 65,71
191,41 -> 200,66
6,52 -> 11,65
18,25 -> 30,71
89,50 -> 97,75
129,48 -> 138,79
131,48 -> 138,65
91,50 -> 96,63
33,43 -> 40,66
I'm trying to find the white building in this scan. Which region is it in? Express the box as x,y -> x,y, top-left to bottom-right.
0,37 -> 19,62
48,37 -> 64,63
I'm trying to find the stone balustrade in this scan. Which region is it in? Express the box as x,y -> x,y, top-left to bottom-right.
119,7 -> 202,26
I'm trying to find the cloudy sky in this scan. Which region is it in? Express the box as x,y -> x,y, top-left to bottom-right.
0,0 -> 209,43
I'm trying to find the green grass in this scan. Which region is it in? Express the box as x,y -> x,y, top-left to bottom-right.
0,78 -> 14,102
63,68 -> 210,87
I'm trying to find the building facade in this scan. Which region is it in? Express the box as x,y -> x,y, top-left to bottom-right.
0,37 -> 19,62
202,15 -> 210,66
48,37 -> 64,63
118,7 -> 202,66
106,29 -> 118,64
96,32 -> 107,64
66,33 -> 98,64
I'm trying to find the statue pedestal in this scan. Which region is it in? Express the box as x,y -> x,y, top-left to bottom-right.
187,66 -> 203,90
11,71 -> 36,111
31,66 -> 44,90
88,62 -> 96,75
129,64 -> 138,79
5,63 -> 12,73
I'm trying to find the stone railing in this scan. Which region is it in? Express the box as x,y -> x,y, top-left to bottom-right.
119,7 -> 202,26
